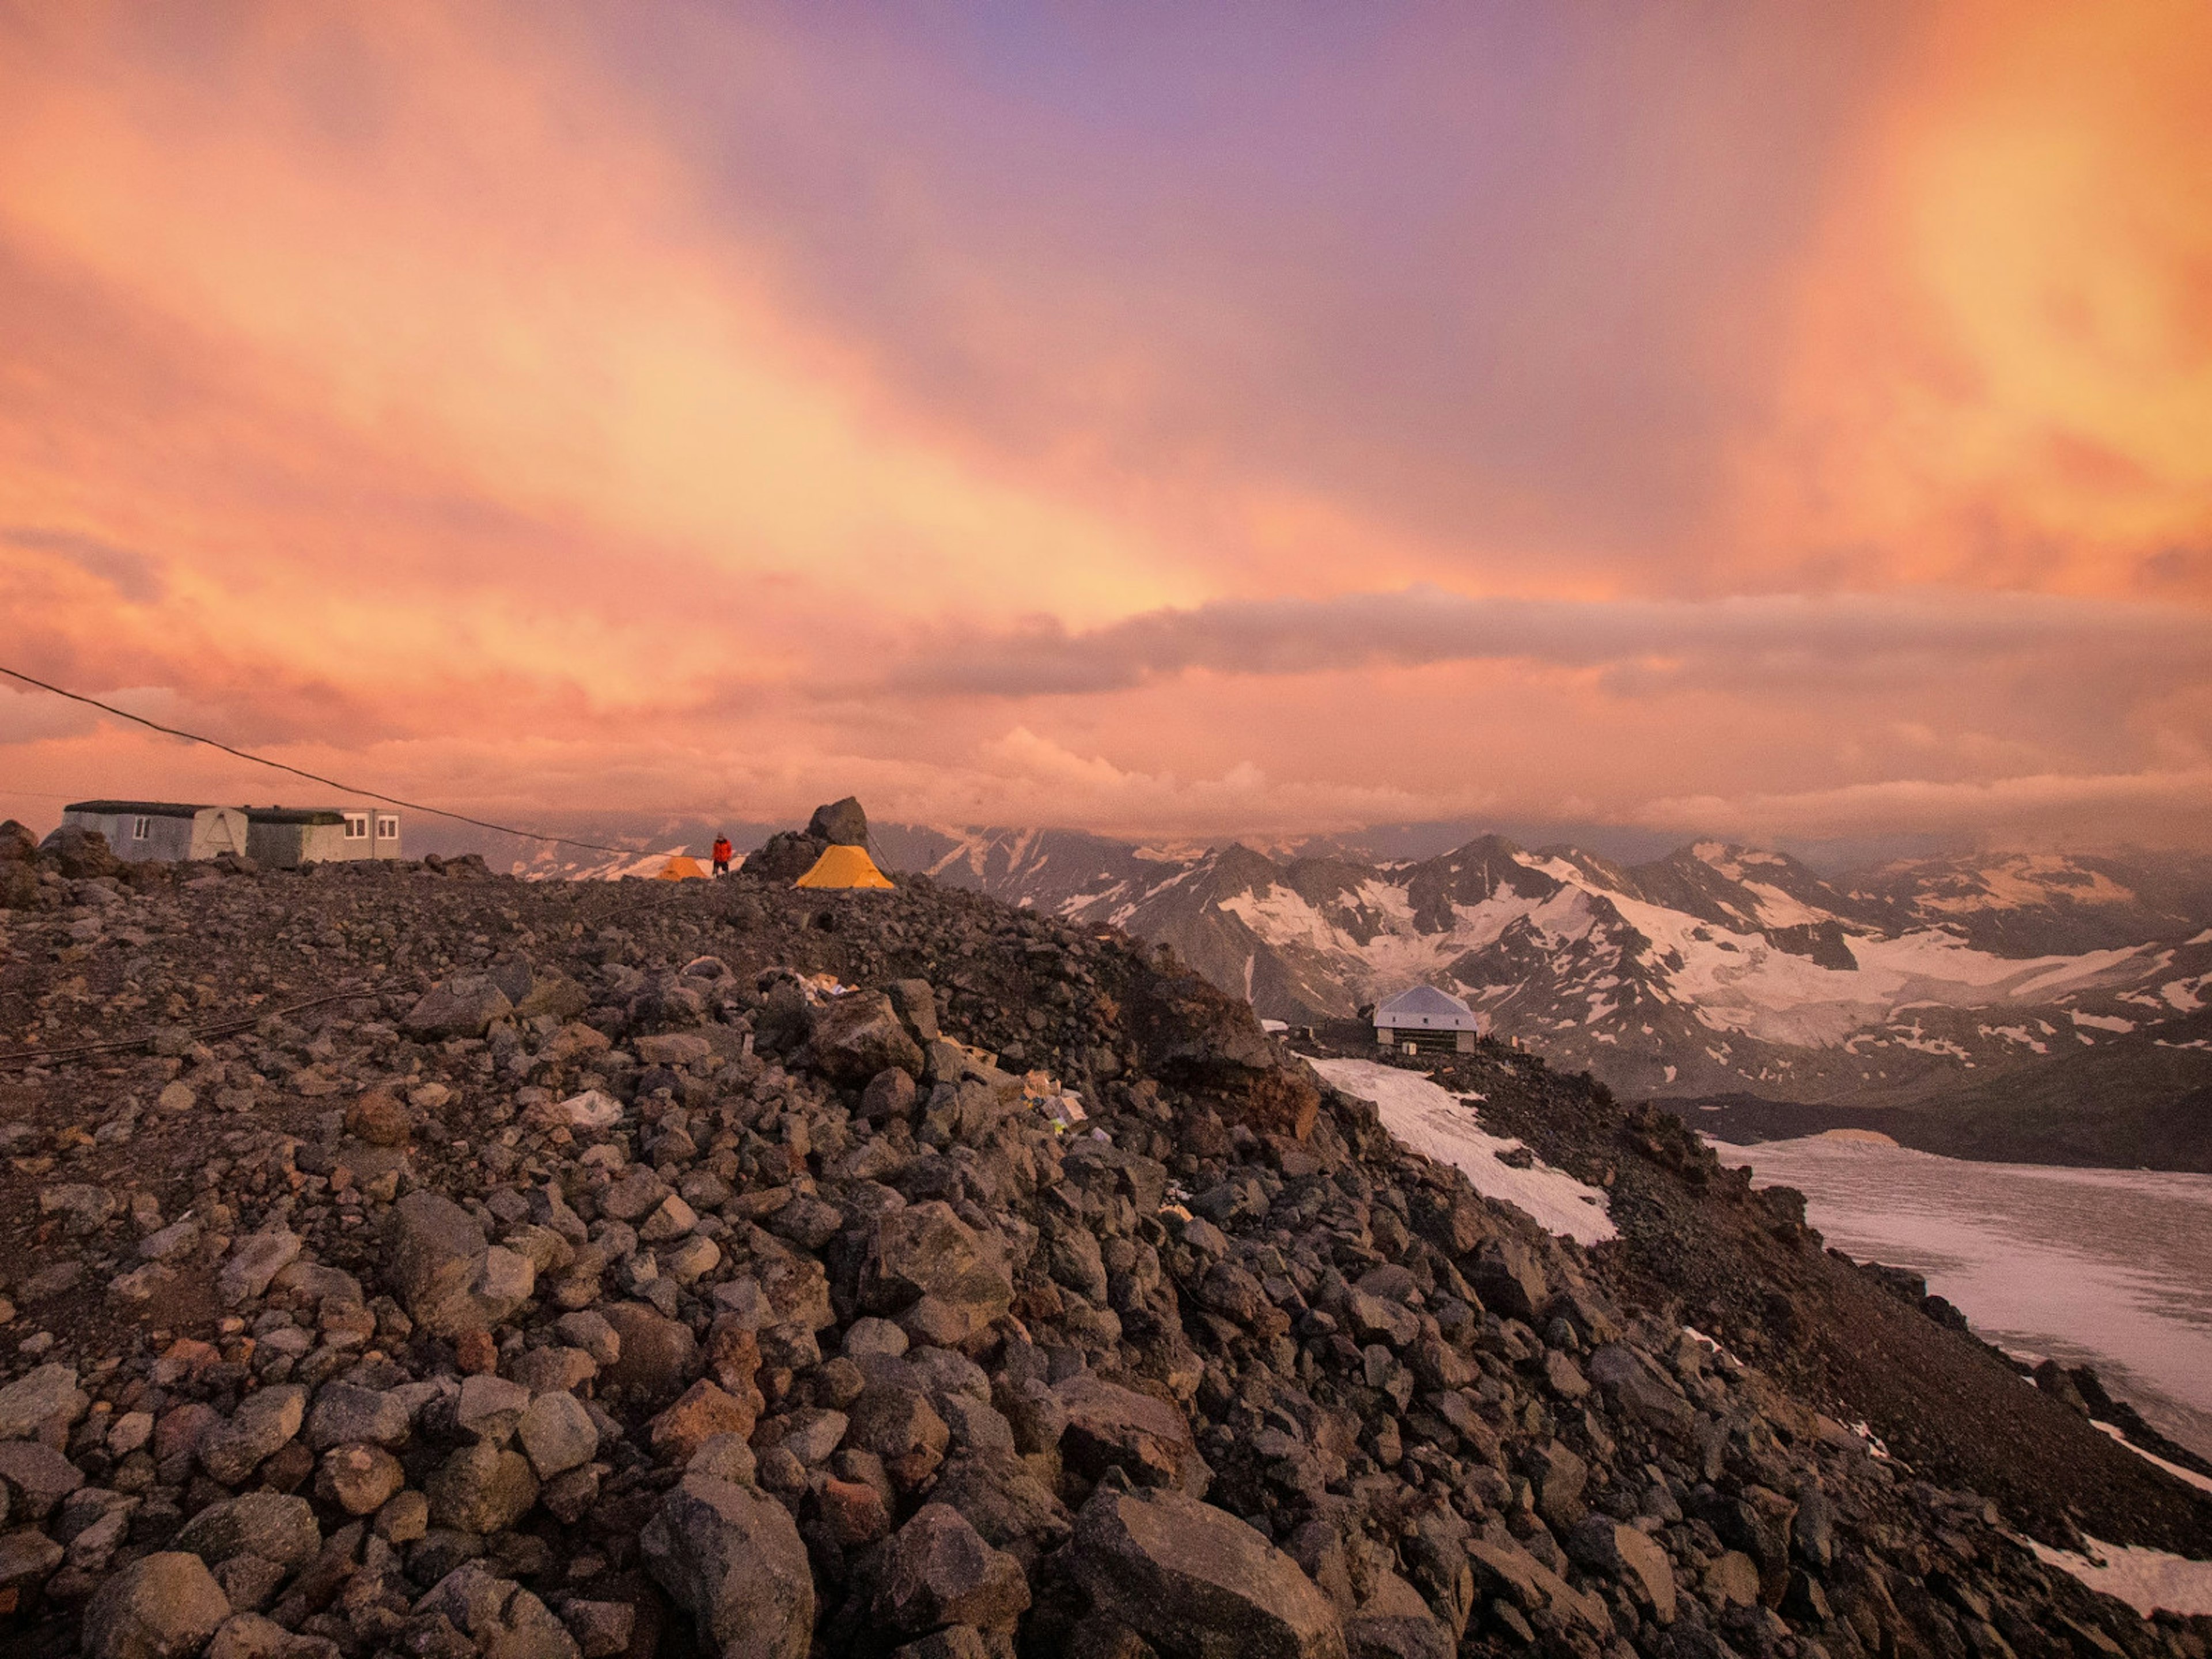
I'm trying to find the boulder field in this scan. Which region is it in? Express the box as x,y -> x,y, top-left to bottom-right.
0,819 -> 2207,1658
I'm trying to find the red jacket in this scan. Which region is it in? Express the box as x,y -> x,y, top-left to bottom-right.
711,839 -> 733,862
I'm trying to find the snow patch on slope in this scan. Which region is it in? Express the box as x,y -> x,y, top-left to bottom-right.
1310,1058 -> 1616,1246
1217,884 -> 1341,952
2165,975 -> 2210,1013
2070,1010 -> 2138,1035
2028,1536 -> 2212,1617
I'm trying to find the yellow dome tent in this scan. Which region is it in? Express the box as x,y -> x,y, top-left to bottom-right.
654,855 -> 710,881
795,843 -> 894,889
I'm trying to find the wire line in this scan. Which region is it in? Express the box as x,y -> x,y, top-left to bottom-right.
1,661 -> 644,857
0,987 -> 378,1070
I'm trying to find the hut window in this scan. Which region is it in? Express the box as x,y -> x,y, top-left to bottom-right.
132,817 -> 151,840
343,813 -> 369,839
376,816 -> 398,839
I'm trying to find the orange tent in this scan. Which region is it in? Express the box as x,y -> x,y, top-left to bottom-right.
794,844 -> 894,889
654,855 -> 710,881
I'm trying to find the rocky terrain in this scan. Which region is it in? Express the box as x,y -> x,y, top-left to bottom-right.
0,810 -> 2208,1659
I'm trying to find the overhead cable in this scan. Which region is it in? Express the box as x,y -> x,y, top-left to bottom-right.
0,661 -> 643,857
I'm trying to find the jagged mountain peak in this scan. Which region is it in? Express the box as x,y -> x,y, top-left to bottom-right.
1612,840 -> 1858,935
1434,830 -> 1531,862
1200,840 -> 1291,889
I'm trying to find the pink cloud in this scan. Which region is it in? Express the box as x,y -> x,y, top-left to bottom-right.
0,5 -> 2205,851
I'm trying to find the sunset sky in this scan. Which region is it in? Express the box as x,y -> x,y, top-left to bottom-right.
2,3 -> 2209,853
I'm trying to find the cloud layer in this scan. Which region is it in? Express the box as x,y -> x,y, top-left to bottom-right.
880,588 -> 2212,699
1,4 -> 2207,853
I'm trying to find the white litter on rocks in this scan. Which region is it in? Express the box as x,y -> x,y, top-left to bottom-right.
1682,1325 -> 1743,1368
1310,1058 -> 1616,1247
2028,1536 -> 2212,1617
1020,1070 -> 1089,1132
1847,1419 -> 1897,1462
555,1090 -> 623,1131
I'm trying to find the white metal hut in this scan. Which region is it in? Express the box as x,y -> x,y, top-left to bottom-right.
1374,983 -> 1482,1052
61,801 -> 249,863
243,805 -> 402,868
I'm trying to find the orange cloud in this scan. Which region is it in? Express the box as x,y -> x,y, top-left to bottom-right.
0,7 -> 1192,626
0,5 -> 2206,853
1735,2 -> 2212,597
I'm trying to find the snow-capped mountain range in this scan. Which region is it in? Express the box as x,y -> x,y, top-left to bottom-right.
872,826 -> 2212,1113
429,810 -> 2212,1141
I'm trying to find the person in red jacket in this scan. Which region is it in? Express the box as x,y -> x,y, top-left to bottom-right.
711,834 -> 733,876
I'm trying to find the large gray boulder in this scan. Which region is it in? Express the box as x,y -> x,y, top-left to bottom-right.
888,978 -> 940,1042
196,1385 -> 307,1485
404,975 -> 514,1039
0,1363 -> 88,1439
514,969 -> 589,1022
1467,1535 -> 1613,1633
1056,1374 -> 1211,1497
1467,1238 -> 1547,1323
517,1391 -> 599,1479
1343,1570 -> 1453,1659
805,797 -> 869,846
927,1449 -> 1075,1571
39,823 -> 119,879
0,857 -> 37,910
842,1383 -> 949,1491
810,991 -> 925,1085
857,1201 -> 1012,1341
642,1475 -> 814,1659
0,1439 -> 84,1520
1568,1516 -> 1678,1624
82,1551 -> 232,1659
599,1302 -> 699,1409
388,1191 -> 534,1338
1585,1344 -> 1695,1438
305,1384 -> 411,1452
426,1443 -> 540,1535
175,1490 -> 321,1570
39,1182 -> 118,1237
0,1529 -> 64,1599
413,1562 -> 580,1659
738,831 -> 825,885
391,1191 -> 485,1328
217,1231 -> 303,1308
869,1503 -> 1030,1635
1067,1487 -> 1346,1659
